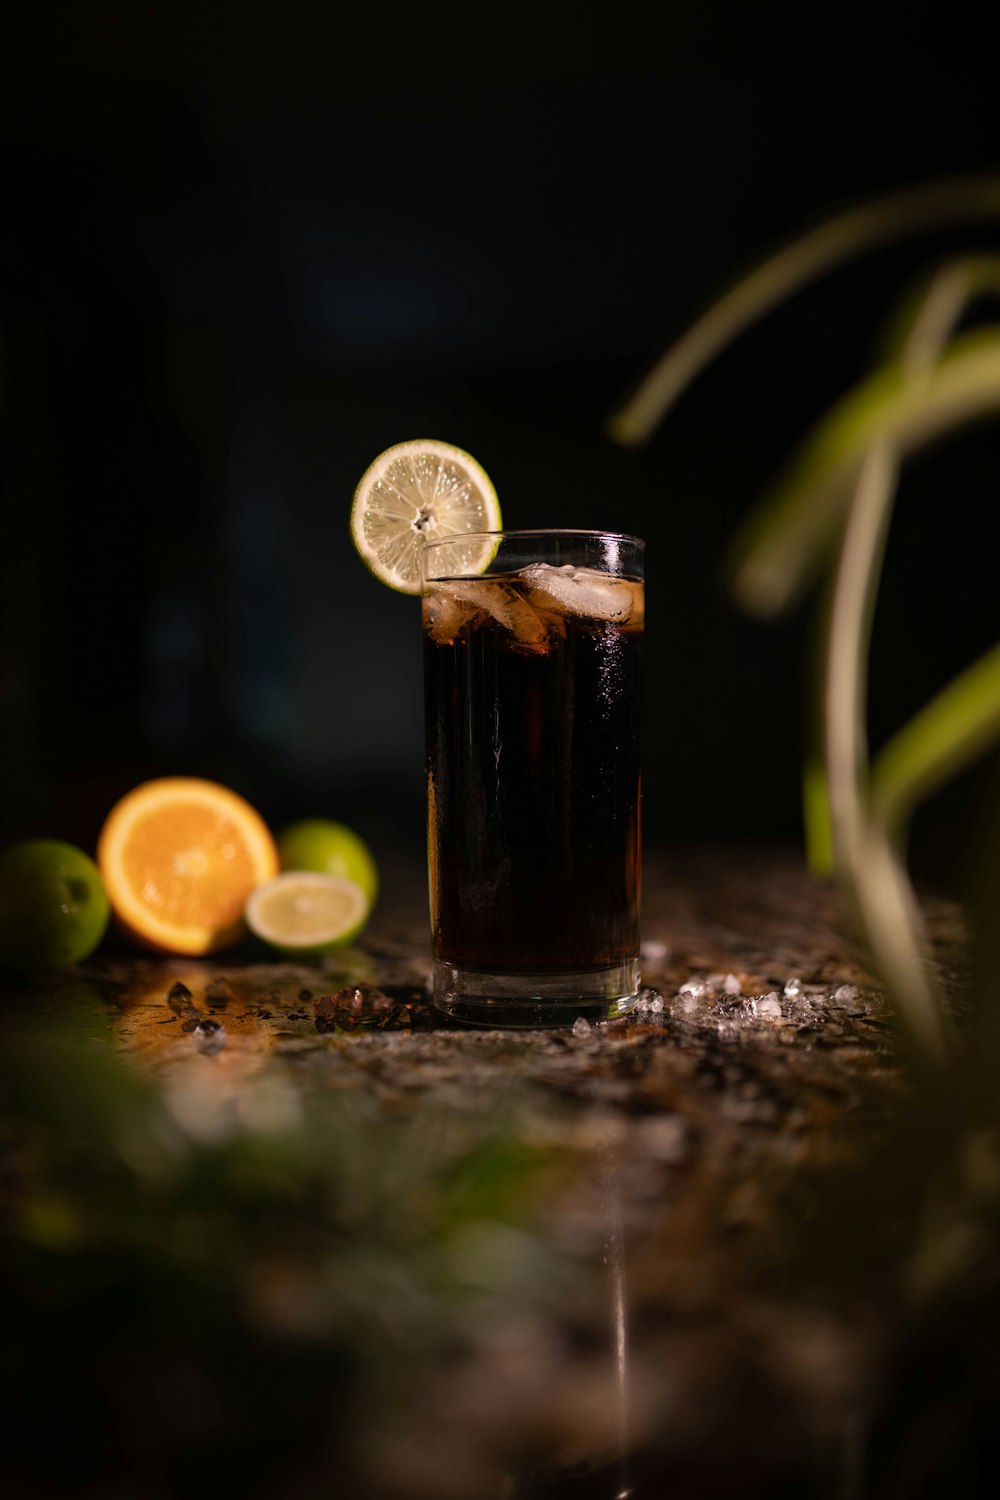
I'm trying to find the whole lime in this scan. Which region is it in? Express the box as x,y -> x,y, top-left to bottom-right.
0,839 -> 110,970
276,819 -> 379,904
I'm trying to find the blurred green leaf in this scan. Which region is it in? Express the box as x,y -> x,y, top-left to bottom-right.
727,329 -> 1000,617
872,643 -> 1000,840
803,753 -> 835,875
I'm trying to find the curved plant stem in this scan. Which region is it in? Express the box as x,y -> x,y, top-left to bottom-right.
813,257 -> 1000,1064
608,177 -> 1000,447
882,255 -> 1000,366
822,442 -> 893,864
820,444 -> 954,1063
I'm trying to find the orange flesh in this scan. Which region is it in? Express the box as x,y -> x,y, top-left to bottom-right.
121,804 -> 258,930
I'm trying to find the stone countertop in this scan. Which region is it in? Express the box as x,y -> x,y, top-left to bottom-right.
0,847 -> 978,1500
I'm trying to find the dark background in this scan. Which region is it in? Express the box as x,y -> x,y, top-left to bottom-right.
3,3 -> 999,891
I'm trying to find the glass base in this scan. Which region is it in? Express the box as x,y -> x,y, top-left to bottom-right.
432,958 -> 640,1029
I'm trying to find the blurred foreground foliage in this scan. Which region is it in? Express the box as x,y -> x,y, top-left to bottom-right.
0,1022 -> 582,1500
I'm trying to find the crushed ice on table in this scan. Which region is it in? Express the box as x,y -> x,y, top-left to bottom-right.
641,938 -> 669,962
571,1017 -> 592,1037
723,973 -> 742,996
521,563 -> 639,625
205,977 -> 233,1009
754,993 -> 783,1020
192,1019 -> 227,1055
672,979 -> 704,1015
634,986 -> 665,1016
783,976 -> 803,998
166,980 -> 197,1015
832,984 -> 860,1003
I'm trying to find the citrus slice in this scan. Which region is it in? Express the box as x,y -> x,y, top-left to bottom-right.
245,872 -> 370,954
97,777 -> 279,955
350,438 -> 503,594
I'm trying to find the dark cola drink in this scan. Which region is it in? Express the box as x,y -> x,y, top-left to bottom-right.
423,537 -> 643,1027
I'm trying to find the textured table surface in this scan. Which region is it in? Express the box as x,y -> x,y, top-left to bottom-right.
0,847 -> 975,1499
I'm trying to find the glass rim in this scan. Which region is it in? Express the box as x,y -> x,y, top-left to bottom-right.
421,528 -> 645,551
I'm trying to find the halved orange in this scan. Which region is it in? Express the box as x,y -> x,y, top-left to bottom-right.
97,777 -> 279,954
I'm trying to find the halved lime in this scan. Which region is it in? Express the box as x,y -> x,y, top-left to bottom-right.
350,438 -> 503,595
245,872 -> 370,955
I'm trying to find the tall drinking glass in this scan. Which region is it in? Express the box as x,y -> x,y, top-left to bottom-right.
422,530 -> 644,1027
